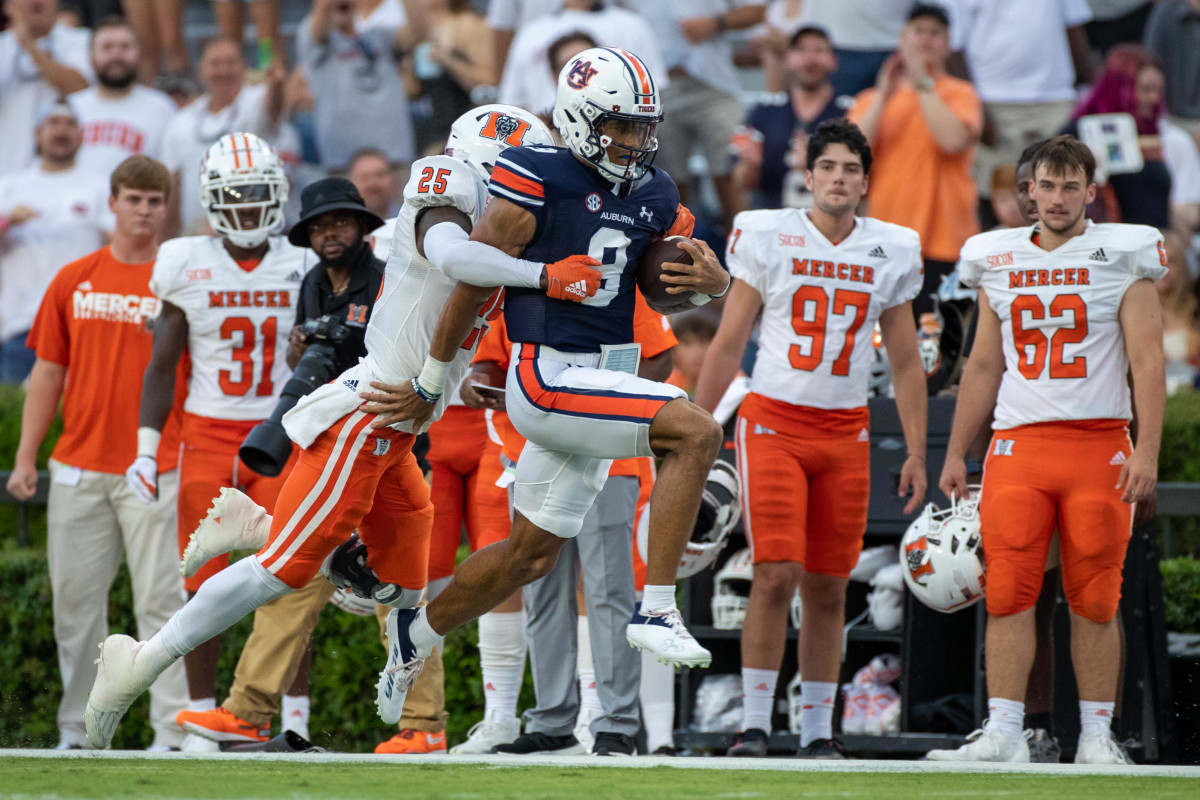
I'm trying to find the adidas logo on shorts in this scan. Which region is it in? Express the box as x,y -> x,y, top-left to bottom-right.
1089,248 -> 1109,263
1109,451 -> 1127,466
858,428 -> 869,442
868,245 -> 888,259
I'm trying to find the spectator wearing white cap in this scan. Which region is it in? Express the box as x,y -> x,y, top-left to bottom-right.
70,17 -> 177,177
0,100 -> 112,383
0,0 -> 93,176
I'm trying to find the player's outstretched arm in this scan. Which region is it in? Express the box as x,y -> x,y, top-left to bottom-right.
1118,279 -> 1166,505
693,278 -> 761,413
7,359 -> 66,501
127,301 -> 187,503
941,288 -> 1005,501
880,301 -> 929,514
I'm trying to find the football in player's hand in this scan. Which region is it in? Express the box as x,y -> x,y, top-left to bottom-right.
638,236 -> 695,313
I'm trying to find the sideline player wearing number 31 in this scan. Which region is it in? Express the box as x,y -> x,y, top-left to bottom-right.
927,135 -> 1166,765
368,47 -> 732,721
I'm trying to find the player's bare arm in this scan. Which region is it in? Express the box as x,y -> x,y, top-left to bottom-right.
1117,279 -> 1166,505
693,278 -> 762,413
941,288 -> 1005,501
7,359 -> 66,500
124,300 -> 187,502
879,301 -> 929,514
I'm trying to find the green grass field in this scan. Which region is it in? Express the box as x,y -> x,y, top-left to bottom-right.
0,759 -> 1196,800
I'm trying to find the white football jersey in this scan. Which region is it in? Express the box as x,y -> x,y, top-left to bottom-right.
728,208 -> 923,409
361,154 -> 494,432
959,221 -> 1167,429
150,236 -> 308,421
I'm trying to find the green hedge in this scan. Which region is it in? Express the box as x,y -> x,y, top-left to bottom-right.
1162,557 -> 1200,634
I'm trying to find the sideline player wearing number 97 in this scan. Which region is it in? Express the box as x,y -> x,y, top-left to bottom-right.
694,118 -> 928,759
927,135 -> 1166,765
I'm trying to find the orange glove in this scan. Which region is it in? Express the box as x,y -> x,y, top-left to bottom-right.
544,255 -> 602,302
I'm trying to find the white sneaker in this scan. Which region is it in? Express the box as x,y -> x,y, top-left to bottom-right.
181,488 -> 272,577
83,635 -> 160,749
573,706 -> 599,753
787,673 -> 803,735
926,726 -> 1030,762
1027,728 -> 1062,763
377,608 -> 426,726
1075,729 -> 1133,765
626,606 -> 711,668
180,733 -> 221,753
449,712 -> 521,754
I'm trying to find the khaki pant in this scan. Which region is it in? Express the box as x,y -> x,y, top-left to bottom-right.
224,577 -> 446,733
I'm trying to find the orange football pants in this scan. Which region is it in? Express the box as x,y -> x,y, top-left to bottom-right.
981,420 -> 1133,623
735,394 -> 870,576
426,406 -> 488,580
473,437 -> 513,551
255,409 -> 432,591
177,414 -> 294,593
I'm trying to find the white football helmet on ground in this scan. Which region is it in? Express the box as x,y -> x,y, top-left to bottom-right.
199,132 -> 288,248
444,104 -> 555,181
637,458 -> 741,579
900,488 -> 985,613
552,47 -> 662,183
711,548 -> 753,629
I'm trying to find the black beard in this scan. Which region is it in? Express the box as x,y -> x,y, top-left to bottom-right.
98,68 -> 137,90
319,240 -> 365,271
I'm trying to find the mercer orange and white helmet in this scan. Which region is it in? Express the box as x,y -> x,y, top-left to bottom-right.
900,488 -> 986,614
444,104 -> 554,181
552,47 -> 662,184
199,132 -> 288,248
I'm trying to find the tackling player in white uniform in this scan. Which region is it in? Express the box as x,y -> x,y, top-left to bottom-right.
929,135 -> 1165,765
83,105 -> 604,746
694,118 -> 927,758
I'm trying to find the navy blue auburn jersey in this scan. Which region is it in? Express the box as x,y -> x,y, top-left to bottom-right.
489,145 -> 682,352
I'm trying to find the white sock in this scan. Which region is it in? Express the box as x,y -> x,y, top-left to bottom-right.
640,650 -> 675,752
741,668 -> 778,733
410,606 -> 445,658
576,616 -> 601,718
1079,701 -> 1115,736
985,697 -> 1025,742
478,610 -> 526,720
641,584 -> 677,613
281,695 -> 310,733
187,698 -> 216,713
799,681 -> 837,747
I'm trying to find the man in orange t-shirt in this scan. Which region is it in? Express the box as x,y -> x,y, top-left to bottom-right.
7,156 -> 189,751
848,3 -> 983,317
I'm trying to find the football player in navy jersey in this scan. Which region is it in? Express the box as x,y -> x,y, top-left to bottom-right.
364,48 -> 733,727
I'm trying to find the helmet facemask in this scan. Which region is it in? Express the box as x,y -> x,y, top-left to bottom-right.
205,181 -> 284,248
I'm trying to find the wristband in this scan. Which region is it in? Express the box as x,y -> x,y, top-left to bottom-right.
410,377 -> 442,404
417,356 -> 451,397
711,272 -> 732,299
137,426 -> 162,458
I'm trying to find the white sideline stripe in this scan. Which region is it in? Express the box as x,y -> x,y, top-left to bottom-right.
2,749 -> 1198,778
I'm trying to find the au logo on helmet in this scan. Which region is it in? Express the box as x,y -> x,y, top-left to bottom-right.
567,59 -> 598,89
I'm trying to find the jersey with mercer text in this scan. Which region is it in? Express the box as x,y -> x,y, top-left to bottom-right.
490,145 -> 681,352
150,236 -> 307,421
728,208 -> 923,409
958,222 -> 1167,429
361,154 -> 498,432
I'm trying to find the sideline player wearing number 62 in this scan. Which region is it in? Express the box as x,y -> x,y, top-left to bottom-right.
928,135 -> 1166,764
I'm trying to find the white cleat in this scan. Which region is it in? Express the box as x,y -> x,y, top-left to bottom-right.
180,733 -> 221,753
181,488 -> 272,577
449,711 -> 521,754
926,726 -> 1030,762
83,635 -> 159,749
376,608 -> 426,726
1075,729 -> 1133,765
626,607 -> 711,668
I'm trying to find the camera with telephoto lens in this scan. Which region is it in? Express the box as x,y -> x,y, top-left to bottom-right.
239,313 -> 354,476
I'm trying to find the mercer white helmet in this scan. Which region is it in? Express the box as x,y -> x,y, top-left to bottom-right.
199,132 -> 288,248
711,548 -> 753,630
445,104 -> 554,181
636,459 -> 741,579
552,47 -> 662,184
900,488 -> 986,613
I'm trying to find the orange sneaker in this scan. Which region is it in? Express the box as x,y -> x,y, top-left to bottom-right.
375,729 -> 447,754
176,707 -> 270,743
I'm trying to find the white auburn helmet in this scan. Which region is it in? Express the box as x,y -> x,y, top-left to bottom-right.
900,488 -> 986,613
636,459 -> 741,579
712,548 -> 753,630
444,103 -> 554,181
552,47 -> 662,184
199,132 -> 288,248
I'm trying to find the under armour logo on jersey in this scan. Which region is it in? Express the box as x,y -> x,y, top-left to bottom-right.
286,271 -> 302,281
994,439 -> 1014,456
1110,451 -> 1127,466
372,438 -> 391,457
868,245 -> 888,259
343,379 -> 359,391
565,279 -> 589,297
1089,248 -> 1109,262
640,206 -> 653,222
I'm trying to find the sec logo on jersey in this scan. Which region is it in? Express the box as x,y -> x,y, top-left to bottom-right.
585,193 -> 603,213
